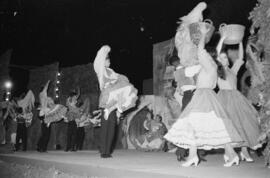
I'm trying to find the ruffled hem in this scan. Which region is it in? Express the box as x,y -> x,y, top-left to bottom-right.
44,104 -> 67,124
99,79 -> 138,112
164,88 -> 244,149
217,90 -> 261,148
164,111 -> 243,150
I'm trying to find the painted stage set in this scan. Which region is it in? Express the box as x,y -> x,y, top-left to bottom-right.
0,150 -> 269,178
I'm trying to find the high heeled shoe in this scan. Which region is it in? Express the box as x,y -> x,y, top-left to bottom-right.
223,156 -> 240,167
181,156 -> 199,167
240,152 -> 254,162
223,154 -> 229,163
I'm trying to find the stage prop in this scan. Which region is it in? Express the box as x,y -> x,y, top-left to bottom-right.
247,0 -> 270,167
124,95 -> 180,151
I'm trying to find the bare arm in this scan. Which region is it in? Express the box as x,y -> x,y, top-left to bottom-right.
231,42 -> 244,75
198,26 -> 214,71
41,80 -> 50,98
44,80 -> 50,93
3,108 -> 9,120
39,80 -> 50,110
216,36 -> 226,55
76,87 -> 80,99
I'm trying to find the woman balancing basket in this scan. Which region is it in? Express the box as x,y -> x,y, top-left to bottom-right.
219,24 -> 245,45
189,19 -> 215,45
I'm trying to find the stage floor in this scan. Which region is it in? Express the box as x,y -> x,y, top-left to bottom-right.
0,149 -> 269,178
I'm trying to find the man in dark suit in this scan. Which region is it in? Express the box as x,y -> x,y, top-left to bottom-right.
99,109 -> 118,158
37,116 -> 51,152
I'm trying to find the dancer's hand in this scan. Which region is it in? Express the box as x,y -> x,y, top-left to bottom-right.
200,24 -> 210,35
102,45 -> 111,53
116,110 -> 122,118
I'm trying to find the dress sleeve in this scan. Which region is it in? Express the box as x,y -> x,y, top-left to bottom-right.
93,45 -> 111,90
198,48 -> 215,72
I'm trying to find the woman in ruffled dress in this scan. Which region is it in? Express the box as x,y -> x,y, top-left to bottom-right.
65,91 -> 81,152
216,35 -> 261,163
37,81 -> 67,152
93,45 -> 138,118
39,80 -> 67,125
164,24 -> 243,167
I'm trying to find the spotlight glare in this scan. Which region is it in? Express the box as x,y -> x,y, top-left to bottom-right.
4,81 -> 12,89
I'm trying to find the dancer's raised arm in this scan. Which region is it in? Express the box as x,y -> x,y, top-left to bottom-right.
198,25 -> 214,71
93,45 -> 111,90
39,80 -> 50,110
216,35 -> 226,55
42,80 -> 50,97
231,42 -> 244,75
76,87 -> 80,99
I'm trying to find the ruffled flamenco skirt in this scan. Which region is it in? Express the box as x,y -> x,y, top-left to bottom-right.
217,89 -> 261,149
44,104 -> 67,124
164,88 -> 244,150
99,75 -> 138,113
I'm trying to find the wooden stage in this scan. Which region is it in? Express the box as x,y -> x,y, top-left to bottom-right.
0,149 -> 269,178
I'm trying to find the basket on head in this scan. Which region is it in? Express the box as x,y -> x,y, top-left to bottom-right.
189,19 -> 215,46
219,24 -> 245,45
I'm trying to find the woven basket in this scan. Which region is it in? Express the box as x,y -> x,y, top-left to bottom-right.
189,19 -> 215,45
219,24 -> 245,45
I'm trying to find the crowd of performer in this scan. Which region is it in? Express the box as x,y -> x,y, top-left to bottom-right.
0,1 -> 267,168
0,41 -> 138,159
164,2 -> 262,167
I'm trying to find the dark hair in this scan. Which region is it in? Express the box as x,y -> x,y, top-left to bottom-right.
16,107 -> 23,114
68,91 -> 77,97
205,47 -> 226,80
76,100 -> 83,107
156,114 -> 162,121
169,55 -> 180,66
39,86 -> 44,92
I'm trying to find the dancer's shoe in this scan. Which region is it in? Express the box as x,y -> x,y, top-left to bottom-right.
181,156 -> 199,167
240,152 -> 254,162
223,156 -> 239,167
223,154 -> 229,163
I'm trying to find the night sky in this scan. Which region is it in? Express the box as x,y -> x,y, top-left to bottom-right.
0,0 -> 256,96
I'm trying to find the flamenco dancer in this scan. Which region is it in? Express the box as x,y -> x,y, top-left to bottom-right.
164,24 -> 243,167
65,91 -> 80,152
171,1 -> 207,162
37,81 -> 67,152
170,55 -> 209,162
216,35 -> 261,162
15,107 -> 27,151
93,45 -> 138,158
